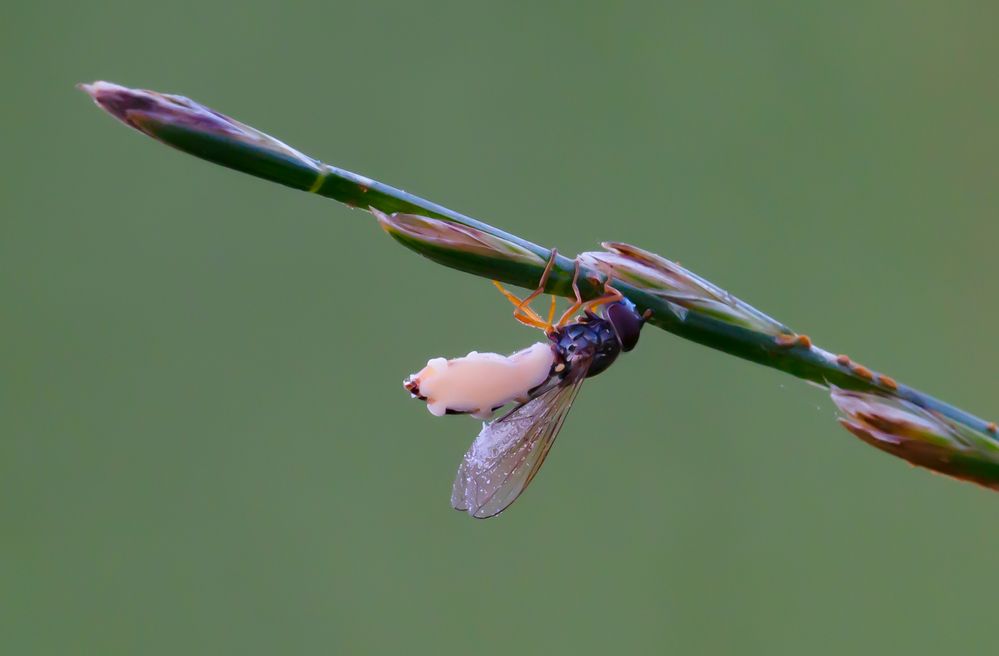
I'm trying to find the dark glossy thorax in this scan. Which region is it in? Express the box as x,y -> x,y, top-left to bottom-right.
552,315 -> 621,378
549,300 -> 646,379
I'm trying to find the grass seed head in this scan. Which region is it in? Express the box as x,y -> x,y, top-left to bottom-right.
578,242 -> 789,335
831,388 -> 999,491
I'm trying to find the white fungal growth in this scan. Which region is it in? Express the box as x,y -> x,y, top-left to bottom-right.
405,343 -> 555,419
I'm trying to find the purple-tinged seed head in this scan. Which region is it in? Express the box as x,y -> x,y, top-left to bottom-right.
79,81 -> 321,173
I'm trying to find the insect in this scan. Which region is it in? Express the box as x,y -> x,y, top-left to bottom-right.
405,251 -> 647,518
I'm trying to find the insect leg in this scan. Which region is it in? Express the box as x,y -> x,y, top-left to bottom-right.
581,280 -> 625,314
492,248 -> 558,330
512,248 -> 557,315
555,261 -> 584,328
492,281 -> 549,329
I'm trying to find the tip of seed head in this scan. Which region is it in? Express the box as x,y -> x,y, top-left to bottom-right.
77,80 -> 107,95
77,80 -> 126,101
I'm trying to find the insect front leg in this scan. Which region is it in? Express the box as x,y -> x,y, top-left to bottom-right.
492,248 -> 559,331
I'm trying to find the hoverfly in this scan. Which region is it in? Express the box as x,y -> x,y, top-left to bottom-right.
405,252 -> 647,518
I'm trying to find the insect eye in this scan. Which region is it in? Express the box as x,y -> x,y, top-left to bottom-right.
607,301 -> 644,352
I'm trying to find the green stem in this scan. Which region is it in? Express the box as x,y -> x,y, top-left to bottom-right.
83,82 -> 999,449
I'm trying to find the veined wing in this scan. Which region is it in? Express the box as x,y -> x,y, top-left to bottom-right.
451,368 -> 588,519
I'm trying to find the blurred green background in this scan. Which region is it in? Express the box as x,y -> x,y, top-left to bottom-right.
4,1 -> 999,654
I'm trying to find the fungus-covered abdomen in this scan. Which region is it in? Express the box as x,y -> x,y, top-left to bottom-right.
405,342 -> 555,419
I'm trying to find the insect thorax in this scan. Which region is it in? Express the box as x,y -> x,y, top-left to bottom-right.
551,316 -> 621,379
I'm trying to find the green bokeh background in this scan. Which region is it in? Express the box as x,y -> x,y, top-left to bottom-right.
5,2 -> 999,654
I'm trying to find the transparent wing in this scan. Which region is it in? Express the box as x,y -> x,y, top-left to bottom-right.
451,368 -> 588,519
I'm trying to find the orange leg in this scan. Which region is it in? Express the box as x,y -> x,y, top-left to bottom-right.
512,249 -> 557,317
555,261 -> 584,328
555,274 -> 624,328
493,252 -> 622,333
492,249 -> 558,331
581,282 -> 624,314
492,280 -> 549,329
